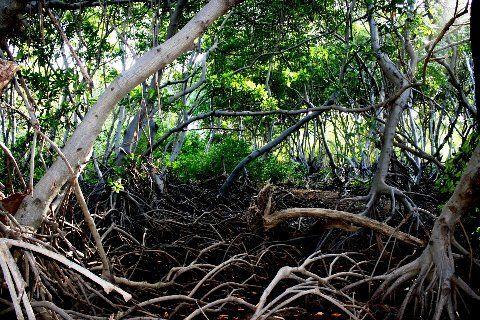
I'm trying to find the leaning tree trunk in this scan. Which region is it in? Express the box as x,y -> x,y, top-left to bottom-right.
371,140 -> 480,320
369,90 -> 409,193
425,141 -> 480,318
355,7 -> 418,216
15,0 -> 244,229
115,0 -> 188,165
371,2 -> 480,317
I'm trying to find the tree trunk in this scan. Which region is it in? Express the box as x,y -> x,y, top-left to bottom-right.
472,0 -> 480,113
426,141 -> 480,319
360,7 -> 416,214
16,0 -> 243,229
374,4 -> 480,316
370,92 -> 409,190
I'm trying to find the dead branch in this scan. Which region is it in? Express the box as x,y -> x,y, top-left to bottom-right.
264,208 -> 424,246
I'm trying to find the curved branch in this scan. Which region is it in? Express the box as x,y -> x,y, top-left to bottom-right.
264,208 -> 424,246
218,98 -> 378,195
16,0 -> 243,229
145,103 -> 365,156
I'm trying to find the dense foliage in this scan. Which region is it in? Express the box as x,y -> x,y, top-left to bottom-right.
0,0 -> 479,319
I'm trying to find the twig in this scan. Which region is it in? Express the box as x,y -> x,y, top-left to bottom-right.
0,238 -> 131,301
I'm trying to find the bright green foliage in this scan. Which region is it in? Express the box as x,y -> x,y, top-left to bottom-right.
0,0 -> 474,201
107,178 -> 125,193
248,154 -> 305,184
166,134 -> 303,183
436,134 -> 479,195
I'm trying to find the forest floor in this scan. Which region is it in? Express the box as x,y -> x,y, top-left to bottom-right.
11,172 -> 479,320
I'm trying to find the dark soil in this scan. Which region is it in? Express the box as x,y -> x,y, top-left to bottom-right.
7,171 -> 478,320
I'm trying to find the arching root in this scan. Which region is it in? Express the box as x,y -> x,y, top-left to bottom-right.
340,181 -> 430,233
357,238 -> 480,320
251,251 -> 366,320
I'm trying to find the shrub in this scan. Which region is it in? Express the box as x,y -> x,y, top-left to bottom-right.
167,134 -> 304,184
436,134 -> 479,195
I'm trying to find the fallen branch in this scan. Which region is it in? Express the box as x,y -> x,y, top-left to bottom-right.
264,208 -> 424,246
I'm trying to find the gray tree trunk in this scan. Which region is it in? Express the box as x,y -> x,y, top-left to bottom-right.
16,0 -> 243,229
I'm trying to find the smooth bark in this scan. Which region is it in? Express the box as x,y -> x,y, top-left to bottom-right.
264,207 -> 424,246
16,0 -> 243,228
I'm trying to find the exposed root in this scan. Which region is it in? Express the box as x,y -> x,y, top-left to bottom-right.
363,239 -> 480,320
0,172 -> 476,319
0,230 -> 131,320
251,251 -> 365,320
340,180 -> 430,235
264,207 -> 424,246
250,184 -> 425,247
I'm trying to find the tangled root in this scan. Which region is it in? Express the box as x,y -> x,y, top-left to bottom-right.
339,180 -> 432,234
351,239 -> 480,319
251,251 -> 367,320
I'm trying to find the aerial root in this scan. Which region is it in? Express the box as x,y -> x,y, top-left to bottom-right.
0,232 -> 132,320
2,177 -> 476,320
251,251 -> 365,320
365,245 -> 480,320
370,259 -> 420,300
453,276 -> 480,300
341,182 -> 429,233
396,260 -> 433,318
